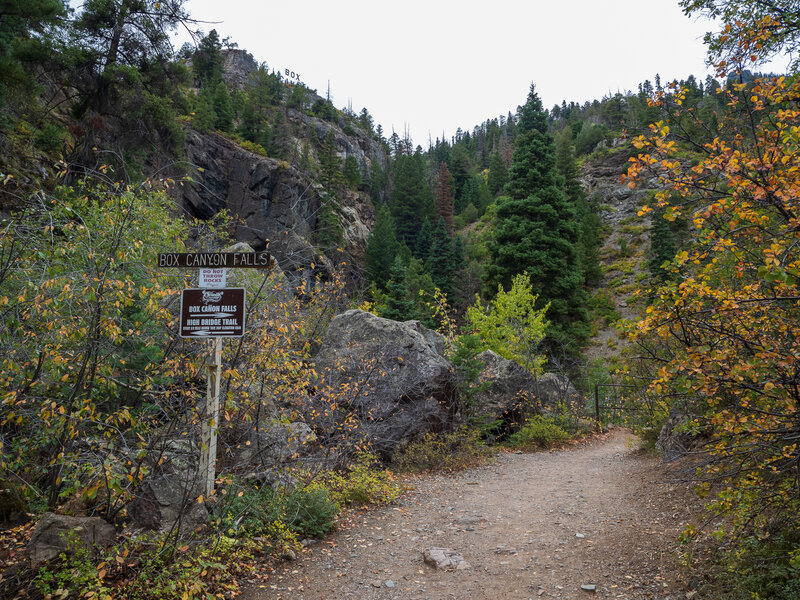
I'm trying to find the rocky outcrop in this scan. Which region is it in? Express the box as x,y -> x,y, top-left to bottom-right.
178,52 -> 389,280
311,310 -> 455,457
27,513 -> 116,568
221,49 -> 258,90
181,129 -> 329,281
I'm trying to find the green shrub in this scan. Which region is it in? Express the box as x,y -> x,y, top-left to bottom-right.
215,480 -> 338,540
33,533 -> 112,599
392,427 -> 492,473
320,452 -> 401,506
282,486 -> 338,538
34,122 -> 65,153
696,528 -> 800,600
507,415 -> 570,449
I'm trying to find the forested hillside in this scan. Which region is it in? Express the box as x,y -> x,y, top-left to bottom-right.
1,0 -> 800,598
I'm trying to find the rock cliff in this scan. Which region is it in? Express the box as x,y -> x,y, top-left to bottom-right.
178,50 -> 389,281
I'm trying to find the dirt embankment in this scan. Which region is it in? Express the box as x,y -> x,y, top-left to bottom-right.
242,429 -> 698,600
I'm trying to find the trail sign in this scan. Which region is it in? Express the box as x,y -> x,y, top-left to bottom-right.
179,288 -> 246,338
158,252 -> 273,269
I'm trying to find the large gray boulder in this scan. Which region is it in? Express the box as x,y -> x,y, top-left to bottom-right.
311,310 -> 455,457
129,470 -> 208,533
470,351 -> 584,435
27,513 -> 116,568
470,350 -> 541,431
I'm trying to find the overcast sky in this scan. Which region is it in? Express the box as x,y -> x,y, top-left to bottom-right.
179,0 -> 725,144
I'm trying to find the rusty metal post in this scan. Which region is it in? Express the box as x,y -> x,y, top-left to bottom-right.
594,384 -> 601,431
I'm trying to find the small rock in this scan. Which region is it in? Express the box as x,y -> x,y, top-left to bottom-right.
576,533 -> 585,539
385,580 -> 395,588
423,547 -> 470,571
581,584 -> 597,593
371,580 -> 382,588
685,592 -> 697,599
280,549 -> 297,561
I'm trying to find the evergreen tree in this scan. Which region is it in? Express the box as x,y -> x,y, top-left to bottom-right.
315,130 -> 344,250
212,80 -> 234,132
458,174 -> 492,216
434,162 -> 455,234
379,257 -> 416,321
343,155 -> 362,189
365,203 -> 399,288
485,84 -> 588,350
194,29 -> 223,87
413,218 -> 434,264
648,206 -> 678,281
71,0 -> 191,115
0,0 -> 65,107
390,152 -> 434,252
426,217 -> 455,300
319,129 -> 344,196
555,128 -> 602,285
194,88 -> 216,133
487,151 -> 508,196
406,258 -> 437,328
448,144 -> 471,200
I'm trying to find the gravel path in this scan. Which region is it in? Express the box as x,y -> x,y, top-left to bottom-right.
242,429 -> 695,600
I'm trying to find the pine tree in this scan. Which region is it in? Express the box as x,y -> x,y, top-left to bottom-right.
379,257 -> 416,321
319,129 -> 344,197
487,151 -> 508,196
315,130 -> 344,250
434,162 -> 455,234
0,0 -> 65,106
365,203 -> 399,288
485,84 -> 588,350
212,81 -> 234,132
343,155 -> 362,189
194,89 -> 216,133
413,218 -> 434,264
426,217 -> 455,300
390,152 -> 434,252
555,128 -> 602,285
194,29 -> 223,87
406,258 -> 437,328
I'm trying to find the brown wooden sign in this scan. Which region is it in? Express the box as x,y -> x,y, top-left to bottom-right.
159,252 -> 274,269
179,288 -> 246,338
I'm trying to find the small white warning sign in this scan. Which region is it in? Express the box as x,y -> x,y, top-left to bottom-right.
199,268 -> 226,288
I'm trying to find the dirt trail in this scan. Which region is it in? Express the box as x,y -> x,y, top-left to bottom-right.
243,429 -> 695,600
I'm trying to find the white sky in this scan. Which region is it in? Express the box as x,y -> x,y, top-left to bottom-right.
176,0 -> 752,144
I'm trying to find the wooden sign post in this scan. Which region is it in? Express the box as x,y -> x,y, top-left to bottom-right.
160,252 -> 273,495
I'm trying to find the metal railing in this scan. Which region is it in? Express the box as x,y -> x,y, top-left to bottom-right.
594,383 -> 639,430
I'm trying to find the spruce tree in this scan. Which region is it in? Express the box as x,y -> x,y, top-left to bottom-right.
315,130 -> 344,250
343,155 -> 362,189
434,162 -> 456,234
485,84 -> 588,349
487,152 -> 508,196
194,29 -> 223,87
426,217 -> 455,300
194,89 -> 216,133
365,203 -> 399,288
413,218 -> 434,264
379,257 -> 416,321
319,129 -> 344,196
390,152 -> 434,252
212,81 -> 234,132
555,128 -> 602,285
